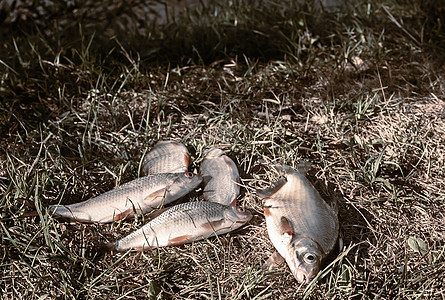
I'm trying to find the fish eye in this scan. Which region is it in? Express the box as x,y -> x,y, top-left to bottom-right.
236,207 -> 245,213
185,172 -> 194,178
303,252 -> 317,264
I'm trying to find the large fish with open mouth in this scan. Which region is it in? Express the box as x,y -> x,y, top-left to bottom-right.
112,201 -> 252,251
142,141 -> 190,175
49,172 -> 202,223
256,165 -> 339,284
200,148 -> 240,206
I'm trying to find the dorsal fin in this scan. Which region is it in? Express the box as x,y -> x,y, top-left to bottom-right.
256,178 -> 287,199
296,161 -> 313,174
273,164 -> 300,177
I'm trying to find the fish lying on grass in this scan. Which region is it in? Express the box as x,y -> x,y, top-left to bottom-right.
200,148 -> 240,206
256,165 -> 339,284
111,201 -> 252,251
49,172 -> 202,223
142,141 -> 190,175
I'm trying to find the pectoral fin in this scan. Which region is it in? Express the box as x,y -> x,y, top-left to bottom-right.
264,251 -> 285,268
168,235 -> 193,246
184,153 -> 190,167
111,207 -> 134,222
144,188 -> 167,203
279,216 -> 294,236
263,206 -> 272,217
201,219 -> 225,231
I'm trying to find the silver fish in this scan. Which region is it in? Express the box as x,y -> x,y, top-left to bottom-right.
257,165 -> 339,283
113,201 -> 252,251
142,141 -> 190,175
200,148 -> 240,206
50,172 -> 202,223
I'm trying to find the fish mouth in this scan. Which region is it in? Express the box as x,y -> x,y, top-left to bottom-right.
294,271 -> 311,284
292,265 -> 318,284
238,210 -> 253,222
233,216 -> 251,224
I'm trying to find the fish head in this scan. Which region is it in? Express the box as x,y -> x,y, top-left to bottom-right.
224,206 -> 253,228
285,237 -> 323,284
167,172 -> 202,198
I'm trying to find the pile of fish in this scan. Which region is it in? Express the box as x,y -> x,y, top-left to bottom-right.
46,140 -> 339,284
49,141 -> 251,251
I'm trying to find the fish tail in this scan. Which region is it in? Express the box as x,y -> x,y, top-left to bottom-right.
92,242 -> 118,258
16,197 -> 36,209
96,242 -> 117,253
19,210 -> 39,218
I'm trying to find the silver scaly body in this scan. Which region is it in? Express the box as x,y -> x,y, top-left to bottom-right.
114,201 -> 252,251
257,165 -> 338,283
50,172 -> 201,223
200,148 -> 240,206
142,141 -> 190,175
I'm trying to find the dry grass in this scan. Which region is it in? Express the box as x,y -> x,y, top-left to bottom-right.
1,0 -> 445,299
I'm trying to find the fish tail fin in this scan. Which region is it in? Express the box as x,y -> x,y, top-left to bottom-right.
97,242 -> 117,253
92,242 -> 117,258
19,210 -> 39,218
16,197 -> 36,209
256,178 -> 287,199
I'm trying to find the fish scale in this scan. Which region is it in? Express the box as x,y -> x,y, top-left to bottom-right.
142,141 -> 190,175
50,172 -> 202,223
200,148 -> 240,206
114,201 -> 252,251
257,165 -> 339,283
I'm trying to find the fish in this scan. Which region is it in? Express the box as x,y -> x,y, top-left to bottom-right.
200,148 -> 240,206
49,172 -> 202,223
256,165 -> 339,284
112,201 -> 252,251
142,141 -> 190,175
